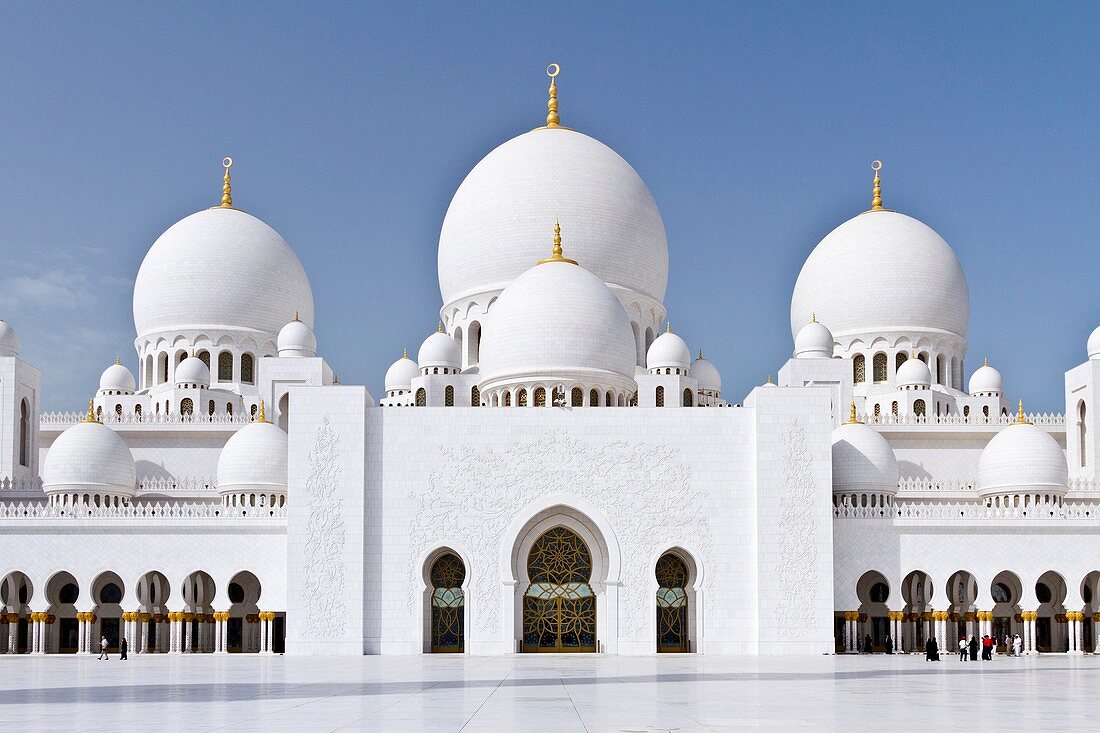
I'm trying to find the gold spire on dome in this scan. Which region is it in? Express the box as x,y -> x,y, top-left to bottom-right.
219,157 -> 234,208
403,347 -> 408,359
255,400 -> 268,423
294,310 -> 300,322
1016,399 -> 1030,425
82,399 -> 99,423
437,322 -> 443,333
537,221 -> 578,265
766,374 -> 773,385
869,160 -> 884,212
545,63 -> 561,128
984,357 -> 989,367
811,313 -> 817,323
115,356 -> 120,365
666,322 -> 671,334
846,401 -> 862,424
698,349 -> 704,360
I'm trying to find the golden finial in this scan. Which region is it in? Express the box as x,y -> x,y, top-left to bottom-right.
698,349 -> 704,360
334,373 -> 340,384
255,400 -> 267,423
870,160 -> 883,212
545,63 -> 560,128
219,157 -> 234,208
402,347 -> 408,359
666,322 -> 671,334
83,399 -> 99,423
1016,399 -> 1030,425
984,357 -> 989,367
766,374 -> 773,384
294,310 -> 300,322
115,356 -> 120,365
811,313 -> 817,323
437,322 -> 443,334
847,401 -> 862,424
538,221 -> 578,265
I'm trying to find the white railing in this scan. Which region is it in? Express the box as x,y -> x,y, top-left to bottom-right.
0,477 -> 43,492
836,500 -> 1100,521
895,477 -> 975,494
0,501 -> 285,519
40,411 -> 251,427
860,412 -> 1064,427
136,476 -> 218,493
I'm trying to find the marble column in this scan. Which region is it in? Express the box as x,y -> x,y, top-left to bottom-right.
214,611 -> 228,654
8,614 -> 19,653
44,616 -> 54,654
845,612 -> 856,653
139,614 -> 149,653
85,614 -> 96,655
183,614 -> 193,653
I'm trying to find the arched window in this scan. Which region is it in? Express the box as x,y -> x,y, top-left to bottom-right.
445,386 -> 454,407
115,404 -> 122,418
208,400 -> 215,416
683,388 -> 693,407
135,404 -> 142,420
534,387 -> 546,407
1079,400 -> 1087,468
217,352 -> 233,381
159,353 -> 168,384
250,403 -> 258,418
197,350 -> 210,368
918,352 -> 928,364
471,386 -> 480,407
982,405 -> 989,417
963,405 -> 970,417
914,399 -> 926,417
522,527 -> 595,652
18,399 -> 28,467
416,388 -> 426,407
503,391 -> 512,407
853,354 -> 866,383
992,583 -> 1012,604
895,352 -> 908,371
606,390 -> 613,407
891,401 -> 898,416
656,553 -> 689,653
872,353 -> 887,382
589,389 -> 599,407
935,355 -> 945,384
870,582 -> 889,603
656,386 -> 665,407
571,387 -> 583,407
181,398 -> 194,415
429,553 -> 465,653
517,389 -> 528,407
226,403 -> 233,415
552,387 -> 563,406
240,353 -> 254,384
96,406 -> 102,420
873,403 -> 881,417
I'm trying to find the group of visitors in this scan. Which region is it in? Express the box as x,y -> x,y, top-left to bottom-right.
96,635 -> 128,660
923,633 -> 1025,661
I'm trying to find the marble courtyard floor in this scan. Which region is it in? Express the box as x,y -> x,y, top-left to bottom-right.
0,652 -> 1092,732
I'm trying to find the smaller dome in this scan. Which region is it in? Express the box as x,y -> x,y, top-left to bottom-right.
1088,326 -> 1100,360
691,352 -> 722,393
793,317 -> 834,359
175,356 -> 210,387
647,329 -> 691,371
99,361 -> 136,393
832,416 -> 899,494
385,350 -> 420,392
278,316 -> 317,357
896,357 -> 931,388
217,417 -> 288,495
43,417 -> 136,497
0,320 -> 19,357
978,406 -> 1067,496
418,328 -> 461,370
968,360 -> 1004,395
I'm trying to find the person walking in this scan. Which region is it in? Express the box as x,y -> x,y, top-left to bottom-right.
863,634 -> 873,654
925,636 -> 939,661
1013,634 -> 1023,657
959,636 -> 968,661
119,636 -> 128,661
98,635 -> 109,660
969,635 -> 979,661
981,634 -> 993,660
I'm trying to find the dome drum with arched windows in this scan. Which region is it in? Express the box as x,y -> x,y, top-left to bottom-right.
216,403 -> 288,509
418,328 -> 461,375
646,328 -> 691,374
174,355 -> 210,389
977,403 -> 1069,498
99,359 -> 136,395
43,405 -> 137,506
385,349 -> 420,396
832,405 -> 899,497
277,315 -> 317,358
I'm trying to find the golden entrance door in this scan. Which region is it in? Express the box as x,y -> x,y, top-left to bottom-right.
656,553 -> 689,653
429,553 -> 465,653
522,527 -> 597,652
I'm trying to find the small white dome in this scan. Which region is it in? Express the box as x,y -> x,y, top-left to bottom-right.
175,356 -> 210,387
0,320 -> 19,357
968,360 -> 1004,395
217,419 -> 288,495
978,413 -> 1067,496
43,419 -> 136,496
99,361 -> 136,393
793,318 -> 834,359
479,256 -> 636,390
646,330 -> 690,371
1088,326 -> 1100,359
691,353 -> 722,393
278,317 -> 317,357
418,330 -> 461,370
896,357 -> 931,388
832,419 -> 899,494
385,352 -> 420,392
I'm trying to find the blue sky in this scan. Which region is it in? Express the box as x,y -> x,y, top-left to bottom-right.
0,2 -> 1097,411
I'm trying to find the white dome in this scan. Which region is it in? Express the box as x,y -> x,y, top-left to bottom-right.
418,330 -> 461,370
647,330 -> 690,371
0,320 -> 19,357
133,207 -> 314,340
832,420 -> 899,494
278,318 -> 317,357
385,352 -> 420,392
896,357 -> 932,388
793,318 -> 834,359
1088,326 -> 1100,359
217,419 -> 288,495
791,211 -> 969,343
175,356 -> 210,387
438,128 -> 668,308
978,417 -> 1068,496
691,353 -> 722,393
479,259 -> 636,389
99,361 -> 136,393
969,361 -> 1004,395
43,420 -> 136,496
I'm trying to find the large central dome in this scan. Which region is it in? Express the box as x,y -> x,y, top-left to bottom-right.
437,128 -> 668,308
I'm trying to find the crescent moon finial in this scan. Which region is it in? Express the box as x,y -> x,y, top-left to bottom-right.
220,156 -> 234,208
869,160 -> 883,211
544,63 -> 561,128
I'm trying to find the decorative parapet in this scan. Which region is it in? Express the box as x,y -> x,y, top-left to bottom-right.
895,477 -> 976,496
0,501 -> 285,519
136,476 -> 218,494
0,477 -> 43,493
860,412 -> 1064,427
40,411 -> 252,427
835,500 -> 1100,521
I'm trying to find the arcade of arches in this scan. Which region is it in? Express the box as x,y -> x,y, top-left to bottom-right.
838,569 -> 1100,655
0,570 -> 282,655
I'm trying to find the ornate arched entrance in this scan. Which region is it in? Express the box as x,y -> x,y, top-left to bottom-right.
429,553 -> 465,653
656,553 -> 689,652
522,527 -> 596,652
